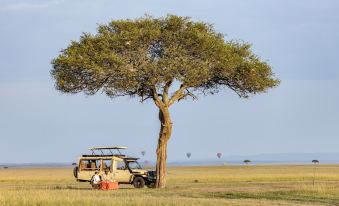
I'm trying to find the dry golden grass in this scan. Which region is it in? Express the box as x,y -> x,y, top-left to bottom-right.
0,164 -> 339,205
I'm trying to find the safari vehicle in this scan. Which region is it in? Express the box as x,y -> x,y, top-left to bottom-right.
73,146 -> 156,188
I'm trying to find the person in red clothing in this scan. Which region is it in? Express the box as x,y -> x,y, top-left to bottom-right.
100,169 -> 114,190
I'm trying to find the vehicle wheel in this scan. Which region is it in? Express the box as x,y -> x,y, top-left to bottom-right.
133,177 -> 145,188
73,166 -> 78,178
146,182 -> 155,188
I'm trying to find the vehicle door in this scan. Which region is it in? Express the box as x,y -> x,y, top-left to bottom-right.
113,159 -> 132,183
101,159 -> 114,181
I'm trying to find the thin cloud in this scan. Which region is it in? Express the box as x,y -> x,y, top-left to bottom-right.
0,0 -> 63,12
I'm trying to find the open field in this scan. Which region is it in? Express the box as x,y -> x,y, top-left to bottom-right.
1,164 -> 339,206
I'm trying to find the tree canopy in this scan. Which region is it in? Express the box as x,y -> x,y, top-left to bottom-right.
51,15 -> 279,104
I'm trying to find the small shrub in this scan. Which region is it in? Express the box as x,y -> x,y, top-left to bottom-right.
54,186 -> 62,190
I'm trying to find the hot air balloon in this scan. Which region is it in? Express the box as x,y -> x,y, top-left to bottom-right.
141,151 -> 146,157
217,153 -> 222,159
186,152 -> 191,158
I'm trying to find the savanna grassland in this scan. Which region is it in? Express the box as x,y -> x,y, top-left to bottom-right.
0,164 -> 339,206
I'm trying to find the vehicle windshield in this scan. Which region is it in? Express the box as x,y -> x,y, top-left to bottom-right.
127,161 -> 142,170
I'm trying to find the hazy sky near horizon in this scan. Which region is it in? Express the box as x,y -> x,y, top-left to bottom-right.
0,0 -> 338,163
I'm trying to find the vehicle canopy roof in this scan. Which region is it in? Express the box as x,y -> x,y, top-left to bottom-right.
87,146 -> 127,156
88,146 -> 127,150
79,156 -> 139,161
79,146 -> 141,161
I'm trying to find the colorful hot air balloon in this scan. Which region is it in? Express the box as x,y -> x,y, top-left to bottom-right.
186,152 -> 191,158
217,153 -> 222,159
141,151 -> 146,156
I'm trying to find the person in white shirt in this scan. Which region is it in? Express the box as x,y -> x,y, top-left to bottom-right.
91,171 -> 101,189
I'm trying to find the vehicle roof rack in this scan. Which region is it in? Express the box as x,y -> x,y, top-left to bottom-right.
88,146 -> 127,150
81,154 -> 126,158
87,146 -> 127,156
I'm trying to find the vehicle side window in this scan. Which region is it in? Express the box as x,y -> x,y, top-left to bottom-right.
128,161 -> 141,169
80,160 -> 100,171
117,161 -> 126,170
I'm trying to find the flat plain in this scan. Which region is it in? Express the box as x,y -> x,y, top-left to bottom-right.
0,164 -> 339,206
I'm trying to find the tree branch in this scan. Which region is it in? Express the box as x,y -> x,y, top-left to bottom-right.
152,86 -> 165,108
162,80 -> 172,104
140,95 -> 153,103
183,89 -> 198,100
168,84 -> 188,106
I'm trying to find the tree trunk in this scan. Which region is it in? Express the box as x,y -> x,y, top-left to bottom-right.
155,106 -> 172,188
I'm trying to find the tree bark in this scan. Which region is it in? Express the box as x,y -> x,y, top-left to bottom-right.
155,106 -> 172,188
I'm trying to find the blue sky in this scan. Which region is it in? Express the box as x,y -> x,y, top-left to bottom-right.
0,0 -> 338,163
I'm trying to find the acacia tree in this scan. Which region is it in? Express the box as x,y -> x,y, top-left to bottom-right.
51,15 -> 279,188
